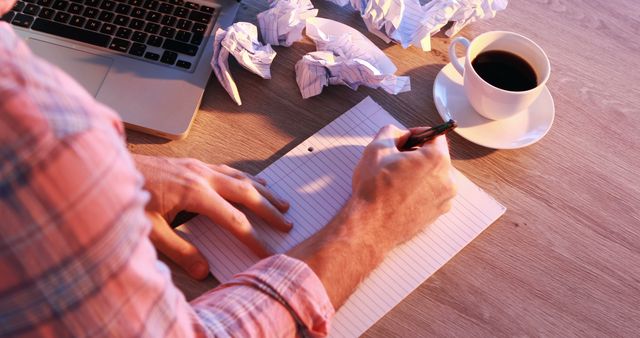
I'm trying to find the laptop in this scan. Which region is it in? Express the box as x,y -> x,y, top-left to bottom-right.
2,0 -> 239,139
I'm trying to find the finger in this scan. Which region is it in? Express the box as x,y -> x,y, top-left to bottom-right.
209,164 -> 267,186
146,211 -> 210,280
212,173 -> 292,232
418,134 -> 452,163
252,181 -> 290,213
371,124 -> 409,152
209,165 -> 289,212
193,191 -> 273,258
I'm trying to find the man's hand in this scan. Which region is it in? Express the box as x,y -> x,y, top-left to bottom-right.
289,125 -> 456,308
349,124 -> 456,253
133,154 -> 291,280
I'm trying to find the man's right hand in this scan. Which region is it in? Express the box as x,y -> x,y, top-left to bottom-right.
349,124 -> 457,254
288,124 -> 457,308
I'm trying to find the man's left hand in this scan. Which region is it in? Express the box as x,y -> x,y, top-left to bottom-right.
132,154 -> 291,280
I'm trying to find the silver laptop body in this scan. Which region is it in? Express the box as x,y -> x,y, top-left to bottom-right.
9,0 -> 239,139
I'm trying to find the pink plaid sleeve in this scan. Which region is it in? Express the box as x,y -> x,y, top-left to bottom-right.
0,22 -> 333,337
192,255 -> 334,337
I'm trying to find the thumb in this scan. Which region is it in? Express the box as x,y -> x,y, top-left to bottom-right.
146,211 -> 210,280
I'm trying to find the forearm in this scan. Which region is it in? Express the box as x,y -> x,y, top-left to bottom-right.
288,200 -> 390,309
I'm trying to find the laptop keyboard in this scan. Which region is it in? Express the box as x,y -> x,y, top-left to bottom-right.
1,0 -> 216,71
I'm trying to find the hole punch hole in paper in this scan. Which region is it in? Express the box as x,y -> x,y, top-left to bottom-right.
307,146 -> 314,152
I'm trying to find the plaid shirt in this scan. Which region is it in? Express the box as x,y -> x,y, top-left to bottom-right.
0,19 -> 333,337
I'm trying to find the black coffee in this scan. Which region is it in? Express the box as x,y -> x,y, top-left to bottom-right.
471,50 -> 537,91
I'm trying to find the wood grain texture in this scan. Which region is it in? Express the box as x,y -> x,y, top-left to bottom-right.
127,0 -> 640,336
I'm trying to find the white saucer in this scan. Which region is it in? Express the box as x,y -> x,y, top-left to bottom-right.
433,60 -> 555,149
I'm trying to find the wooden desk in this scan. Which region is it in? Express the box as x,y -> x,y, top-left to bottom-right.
127,0 -> 640,335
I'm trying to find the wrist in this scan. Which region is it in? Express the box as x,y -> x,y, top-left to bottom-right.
330,198 -> 392,261
287,199 -> 391,308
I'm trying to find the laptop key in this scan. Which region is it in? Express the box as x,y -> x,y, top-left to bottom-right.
97,10 -> 114,22
100,22 -> 116,34
173,6 -> 187,18
13,2 -> 26,12
99,0 -> 115,11
1,11 -> 16,22
168,0 -> 184,5
143,0 -> 158,10
147,34 -> 162,46
32,18 -> 111,46
69,14 -> 85,26
53,11 -> 70,22
130,7 -> 145,18
82,6 -> 98,17
115,26 -> 132,38
37,0 -> 54,7
175,30 -> 190,43
160,50 -> 177,64
145,10 -> 160,22
144,22 -> 159,34
84,0 -> 101,7
128,18 -> 144,30
131,31 -> 147,42
113,14 -> 128,25
162,38 -> 196,56
200,5 -> 214,13
23,4 -> 41,15
12,13 -> 35,27
160,14 -> 176,27
114,3 -> 130,14
176,18 -> 190,30
144,51 -> 160,60
159,26 -> 175,38
85,18 -> 101,30
128,42 -> 146,56
158,3 -> 173,14
190,32 -> 202,45
128,0 -> 142,6
39,7 -> 55,18
108,37 -> 129,52
68,3 -> 83,14
185,1 -> 198,9
191,22 -> 204,33
188,10 -> 210,24
52,0 -> 68,10
176,60 -> 191,69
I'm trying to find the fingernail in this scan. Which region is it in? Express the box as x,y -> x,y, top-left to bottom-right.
258,177 -> 267,185
285,218 -> 293,229
190,262 -> 208,277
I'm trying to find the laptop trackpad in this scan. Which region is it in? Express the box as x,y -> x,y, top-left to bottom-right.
27,39 -> 113,97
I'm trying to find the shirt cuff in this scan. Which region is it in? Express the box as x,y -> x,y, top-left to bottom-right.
193,254 -> 335,337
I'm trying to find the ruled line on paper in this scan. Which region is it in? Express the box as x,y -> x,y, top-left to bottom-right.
176,96 -> 506,337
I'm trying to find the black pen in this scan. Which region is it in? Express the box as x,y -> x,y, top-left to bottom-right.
401,119 -> 457,150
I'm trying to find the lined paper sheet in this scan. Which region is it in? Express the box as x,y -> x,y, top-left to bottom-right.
177,96 -> 506,337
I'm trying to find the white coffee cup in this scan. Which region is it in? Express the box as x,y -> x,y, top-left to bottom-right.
448,31 -> 550,120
